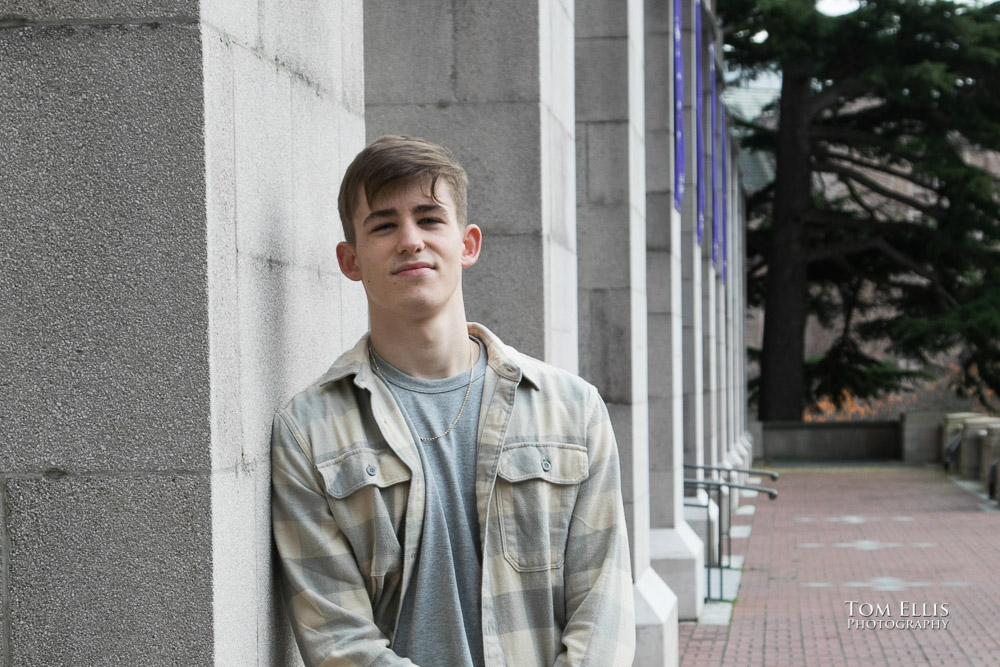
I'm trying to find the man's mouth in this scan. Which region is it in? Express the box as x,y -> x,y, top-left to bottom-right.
393,261 -> 434,276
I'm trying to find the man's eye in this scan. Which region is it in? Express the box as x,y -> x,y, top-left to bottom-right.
372,223 -> 394,232
420,218 -> 442,225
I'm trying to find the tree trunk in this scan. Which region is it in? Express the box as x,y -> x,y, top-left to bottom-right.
758,66 -> 812,421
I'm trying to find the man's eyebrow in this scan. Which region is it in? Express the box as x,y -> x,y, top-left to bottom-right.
362,207 -> 398,227
362,202 -> 446,227
413,203 -> 446,215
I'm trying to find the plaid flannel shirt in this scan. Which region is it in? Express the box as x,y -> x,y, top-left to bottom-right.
271,323 -> 635,666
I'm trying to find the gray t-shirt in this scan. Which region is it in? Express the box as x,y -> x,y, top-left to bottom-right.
372,338 -> 488,667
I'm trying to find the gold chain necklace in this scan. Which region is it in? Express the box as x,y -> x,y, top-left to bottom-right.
368,337 -> 476,442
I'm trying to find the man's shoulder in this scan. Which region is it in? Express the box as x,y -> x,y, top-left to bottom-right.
276,335 -> 370,423
512,349 -> 598,400
477,331 -> 603,436
473,322 -> 598,403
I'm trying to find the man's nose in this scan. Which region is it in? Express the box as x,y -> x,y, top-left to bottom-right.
396,220 -> 424,253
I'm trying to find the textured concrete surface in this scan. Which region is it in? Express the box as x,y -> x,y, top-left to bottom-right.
652,523 -> 705,621
0,1 -> 196,21
576,37 -> 629,122
577,3 -> 679,662
0,23 -> 208,473
702,263 -> 720,466
4,2 -> 367,664
366,101 -> 544,236
364,0 -> 578,372
680,0 -> 706,473
645,0 -> 686,533
5,474 -> 212,665
761,422 -> 901,461
463,233 -> 546,359
635,568 -> 680,667
1,16 -> 215,667
452,0 -> 540,103
362,1 -> 454,105
901,412 -> 945,464
202,0 -> 368,664
260,0 -> 342,96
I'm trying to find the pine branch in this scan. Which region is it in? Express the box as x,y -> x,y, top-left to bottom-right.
804,236 -> 958,310
804,210 -> 935,237
807,80 -> 880,120
811,126 -> 926,163
813,158 -> 945,217
816,147 -> 935,192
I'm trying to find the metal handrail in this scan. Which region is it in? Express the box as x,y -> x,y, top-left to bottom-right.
684,463 -> 780,481
685,478 -> 778,500
683,476 -> 778,601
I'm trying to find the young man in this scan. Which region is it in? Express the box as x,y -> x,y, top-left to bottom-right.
271,135 -> 635,666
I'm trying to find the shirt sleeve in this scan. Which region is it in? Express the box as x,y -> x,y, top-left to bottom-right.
555,387 -> 636,666
270,411 -> 416,667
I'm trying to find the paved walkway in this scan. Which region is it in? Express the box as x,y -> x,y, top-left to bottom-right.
679,464 -> 1000,666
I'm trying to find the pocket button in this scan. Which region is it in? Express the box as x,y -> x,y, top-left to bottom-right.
541,460 -> 552,472
366,465 -> 377,476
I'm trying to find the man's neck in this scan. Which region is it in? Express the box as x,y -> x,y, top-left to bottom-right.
368,309 -> 477,380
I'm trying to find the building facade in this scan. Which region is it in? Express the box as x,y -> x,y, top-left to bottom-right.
0,0 -> 748,664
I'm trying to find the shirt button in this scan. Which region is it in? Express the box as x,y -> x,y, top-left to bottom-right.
541,460 -> 552,472
366,465 -> 377,476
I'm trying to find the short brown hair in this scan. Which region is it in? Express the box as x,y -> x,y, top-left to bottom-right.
338,135 -> 469,245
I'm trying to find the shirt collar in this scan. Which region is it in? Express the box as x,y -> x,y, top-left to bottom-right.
317,322 -> 540,390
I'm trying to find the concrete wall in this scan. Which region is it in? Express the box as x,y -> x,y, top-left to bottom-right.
901,410 -> 945,463
2,7 -> 212,664
2,2 -> 367,664
363,0 -> 579,372
680,0 -> 706,477
576,0 -> 678,662
645,0 -> 705,624
760,422 -> 902,461
202,0 -> 368,664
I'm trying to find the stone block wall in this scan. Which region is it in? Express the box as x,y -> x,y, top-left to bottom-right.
1,8 -> 212,664
202,0 -> 368,664
363,0 -> 578,372
2,2 -> 367,664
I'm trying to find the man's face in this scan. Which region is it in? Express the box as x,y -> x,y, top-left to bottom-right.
336,178 -> 481,324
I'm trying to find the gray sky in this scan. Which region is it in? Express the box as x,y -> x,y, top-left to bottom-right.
818,0 -> 982,14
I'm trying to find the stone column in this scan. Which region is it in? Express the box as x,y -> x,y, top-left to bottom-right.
576,2 -> 677,663
723,139 -> 738,470
701,94 -> 719,475
363,0 -> 578,372
1,2 -> 366,665
203,1 -> 369,663
645,0 -> 705,623
681,0 -> 718,568
734,181 -> 754,463
681,0 -> 706,482
727,137 -> 750,471
701,131 -> 724,558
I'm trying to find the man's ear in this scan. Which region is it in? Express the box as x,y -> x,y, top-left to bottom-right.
337,241 -> 364,282
461,224 -> 482,268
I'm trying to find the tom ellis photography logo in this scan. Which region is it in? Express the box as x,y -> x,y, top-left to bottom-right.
844,601 -> 950,630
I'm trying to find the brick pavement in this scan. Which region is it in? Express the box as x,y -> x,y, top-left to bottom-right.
679,464 -> 1000,666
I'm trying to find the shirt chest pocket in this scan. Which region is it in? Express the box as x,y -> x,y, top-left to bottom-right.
495,443 -> 589,572
318,449 -> 411,579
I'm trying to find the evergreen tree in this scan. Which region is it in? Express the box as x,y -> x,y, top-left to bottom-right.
719,0 -> 1000,420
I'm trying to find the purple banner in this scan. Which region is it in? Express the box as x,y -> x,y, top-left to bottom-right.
696,1 -> 705,244
673,0 -> 685,212
710,39 -> 719,268
721,104 -> 729,284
